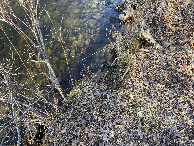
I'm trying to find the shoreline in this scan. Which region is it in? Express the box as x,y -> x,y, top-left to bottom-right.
41,0 -> 193,145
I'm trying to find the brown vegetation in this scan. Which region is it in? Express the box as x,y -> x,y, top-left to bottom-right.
44,0 -> 193,145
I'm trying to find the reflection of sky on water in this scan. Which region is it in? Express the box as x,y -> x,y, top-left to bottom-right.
0,0 -> 124,92
42,0 -> 123,91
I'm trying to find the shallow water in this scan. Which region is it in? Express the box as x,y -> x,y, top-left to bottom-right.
39,0 -> 123,92
0,0 -> 125,144
0,0 -> 123,92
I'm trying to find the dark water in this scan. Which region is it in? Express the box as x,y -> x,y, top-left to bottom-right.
39,0 -> 123,93
0,0 -> 123,92
0,0 -> 123,144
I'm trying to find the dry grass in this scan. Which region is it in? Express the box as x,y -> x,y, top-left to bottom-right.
27,0 -> 193,145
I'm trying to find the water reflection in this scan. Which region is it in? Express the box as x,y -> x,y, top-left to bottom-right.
40,0 -> 123,92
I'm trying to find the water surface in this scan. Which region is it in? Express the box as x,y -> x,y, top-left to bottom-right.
39,0 -> 123,92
